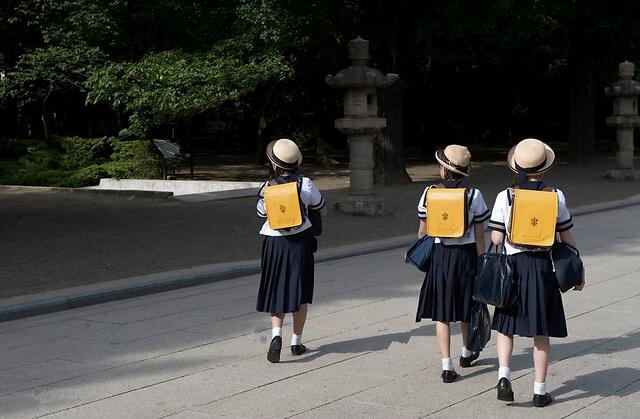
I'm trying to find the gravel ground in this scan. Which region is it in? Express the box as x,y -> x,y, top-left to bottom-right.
1,156 -> 638,298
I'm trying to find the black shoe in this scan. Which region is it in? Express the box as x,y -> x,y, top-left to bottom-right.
497,377 -> 514,401
441,370 -> 459,383
267,336 -> 282,363
459,352 -> 480,368
532,393 -> 552,407
291,344 -> 307,356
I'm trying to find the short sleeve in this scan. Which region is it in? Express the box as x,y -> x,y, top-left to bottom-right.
488,190 -> 507,233
556,189 -> 573,232
417,187 -> 428,219
471,189 -> 490,223
256,181 -> 267,218
303,178 -> 325,210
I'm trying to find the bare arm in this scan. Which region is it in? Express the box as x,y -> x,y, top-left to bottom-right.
491,230 -> 504,246
474,223 -> 486,255
319,206 -> 328,216
418,220 -> 427,238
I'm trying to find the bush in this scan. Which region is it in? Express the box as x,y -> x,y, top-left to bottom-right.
56,136 -> 110,170
0,137 -> 161,186
0,139 -> 42,158
106,139 -> 160,179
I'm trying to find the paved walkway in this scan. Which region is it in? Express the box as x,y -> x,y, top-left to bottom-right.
1,158 -> 639,299
1,204 -> 639,418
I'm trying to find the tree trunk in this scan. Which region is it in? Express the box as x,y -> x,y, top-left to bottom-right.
567,2 -> 597,162
255,113 -> 268,164
374,81 -> 412,185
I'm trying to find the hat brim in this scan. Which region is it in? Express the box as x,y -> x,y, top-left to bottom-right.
507,143 -> 555,174
266,141 -> 302,170
434,150 -> 470,177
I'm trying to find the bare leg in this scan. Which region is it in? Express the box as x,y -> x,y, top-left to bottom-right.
461,321 -> 469,347
271,313 -> 284,329
292,304 -> 308,335
497,332 -> 513,368
436,321 -> 451,358
533,335 -> 550,383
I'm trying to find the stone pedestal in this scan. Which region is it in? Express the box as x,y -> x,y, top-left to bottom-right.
605,61 -> 640,176
616,128 -> 635,169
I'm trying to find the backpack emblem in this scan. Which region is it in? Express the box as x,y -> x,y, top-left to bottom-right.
442,212 -> 449,220
279,204 -> 286,213
531,217 -> 539,226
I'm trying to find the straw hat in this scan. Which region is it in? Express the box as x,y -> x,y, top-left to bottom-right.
507,138 -> 555,174
435,145 -> 471,177
266,138 -> 303,170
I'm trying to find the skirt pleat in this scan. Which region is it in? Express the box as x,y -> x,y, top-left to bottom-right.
256,229 -> 314,313
492,251 -> 568,338
416,243 -> 476,323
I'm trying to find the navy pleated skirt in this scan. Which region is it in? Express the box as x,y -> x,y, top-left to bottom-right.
416,243 -> 476,323
492,251 -> 568,338
256,229 -> 315,314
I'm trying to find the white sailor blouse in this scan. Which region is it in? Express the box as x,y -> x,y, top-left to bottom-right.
257,176 -> 325,237
417,186 -> 491,245
488,188 -> 573,255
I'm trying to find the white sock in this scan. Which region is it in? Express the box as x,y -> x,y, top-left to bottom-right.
291,333 -> 302,346
272,327 -> 282,339
498,367 -> 511,381
442,357 -> 453,371
461,346 -> 473,357
534,381 -> 546,395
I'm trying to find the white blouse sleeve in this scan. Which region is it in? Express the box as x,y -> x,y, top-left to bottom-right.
556,189 -> 573,232
488,190 -> 507,233
471,189 -> 491,223
256,181 -> 267,218
303,178 -> 325,210
417,187 -> 428,220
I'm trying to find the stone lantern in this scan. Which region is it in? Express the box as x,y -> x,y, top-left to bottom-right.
605,61 -> 640,177
326,36 -> 399,215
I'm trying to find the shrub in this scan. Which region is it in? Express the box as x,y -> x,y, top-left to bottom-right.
56,136 -> 110,170
106,139 -> 160,179
0,139 -> 42,158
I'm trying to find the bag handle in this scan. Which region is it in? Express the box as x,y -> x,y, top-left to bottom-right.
557,241 -> 580,256
486,243 -> 507,254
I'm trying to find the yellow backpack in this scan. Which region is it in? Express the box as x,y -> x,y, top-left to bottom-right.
263,179 -> 304,230
508,188 -> 558,248
426,186 -> 469,238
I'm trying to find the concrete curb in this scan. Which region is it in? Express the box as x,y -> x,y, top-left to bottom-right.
0,185 -> 173,199
1,195 -> 639,322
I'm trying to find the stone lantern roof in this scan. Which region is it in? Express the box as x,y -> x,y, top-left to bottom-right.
325,37 -> 399,89
605,61 -> 640,98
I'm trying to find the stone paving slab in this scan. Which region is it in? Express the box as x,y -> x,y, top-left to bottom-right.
0,205 -> 639,418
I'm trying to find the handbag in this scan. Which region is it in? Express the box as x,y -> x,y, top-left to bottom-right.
551,241 -> 583,292
473,244 -> 518,308
307,208 -> 322,236
466,301 -> 491,352
404,235 -> 435,272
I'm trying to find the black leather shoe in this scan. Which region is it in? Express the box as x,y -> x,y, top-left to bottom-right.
267,336 -> 282,363
532,393 -> 552,407
497,377 -> 514,401
441,370 -> 459,383
459,352 -> 480,368
291,344 -> 307,356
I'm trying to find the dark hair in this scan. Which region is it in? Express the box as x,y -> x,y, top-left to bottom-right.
272,165 -> 298,178
443,168 -> 465,181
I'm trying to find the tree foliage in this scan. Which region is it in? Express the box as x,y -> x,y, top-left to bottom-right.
86,42 -> 291,136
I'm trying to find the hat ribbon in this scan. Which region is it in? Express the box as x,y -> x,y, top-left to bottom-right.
515,159 -> 547,188
439,151 -> 470,173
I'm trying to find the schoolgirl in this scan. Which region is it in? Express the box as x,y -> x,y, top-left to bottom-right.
416,145 -> 490,383
256,138 -> 326,363
488,138 -> 585,407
